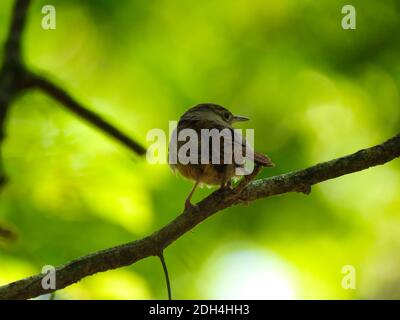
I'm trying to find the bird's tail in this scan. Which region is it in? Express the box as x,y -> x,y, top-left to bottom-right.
254,151 -> 275,167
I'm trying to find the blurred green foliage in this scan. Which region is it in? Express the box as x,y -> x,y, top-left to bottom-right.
0,0 -> 400,299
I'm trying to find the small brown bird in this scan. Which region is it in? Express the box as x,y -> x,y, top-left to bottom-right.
169,103 -> 274,209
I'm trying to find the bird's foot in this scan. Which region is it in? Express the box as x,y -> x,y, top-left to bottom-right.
224,184 -> 234,191
219,181 -> 233,192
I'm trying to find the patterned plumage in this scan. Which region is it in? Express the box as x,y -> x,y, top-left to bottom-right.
169,103 -> 274,209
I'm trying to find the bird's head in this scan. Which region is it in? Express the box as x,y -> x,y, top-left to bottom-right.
181,103 -> 249,126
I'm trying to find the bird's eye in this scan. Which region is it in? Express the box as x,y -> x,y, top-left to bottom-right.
223,112 -> 231,121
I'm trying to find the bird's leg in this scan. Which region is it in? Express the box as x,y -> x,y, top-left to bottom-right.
219,166 -> 233,191
185,180 -> 199,210
221,178 -> 233,190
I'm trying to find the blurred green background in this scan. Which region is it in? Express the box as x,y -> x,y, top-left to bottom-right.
1,0 -> 400,299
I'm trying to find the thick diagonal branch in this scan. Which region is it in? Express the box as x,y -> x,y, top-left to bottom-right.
0,133 -> 398,300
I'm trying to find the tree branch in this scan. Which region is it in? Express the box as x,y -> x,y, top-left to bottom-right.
0,0 -> 146,191
1,0 -> 146,244
1,0 -> 399,302
25,72 -> 147,156
0,133 -> 398,300
3,0 -> 30,65
0,0 -> 31,188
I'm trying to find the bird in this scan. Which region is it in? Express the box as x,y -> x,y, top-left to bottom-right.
169,103 -> 274,209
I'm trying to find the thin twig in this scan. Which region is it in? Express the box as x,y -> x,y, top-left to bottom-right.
26,73 -> 147,156
158,252 -> 172,300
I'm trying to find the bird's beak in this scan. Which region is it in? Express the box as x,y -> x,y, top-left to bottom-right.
233,115 -> 249,123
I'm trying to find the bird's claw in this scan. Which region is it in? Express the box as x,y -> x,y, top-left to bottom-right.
219,183 -> 233,194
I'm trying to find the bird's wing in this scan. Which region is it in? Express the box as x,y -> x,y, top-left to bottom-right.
231,129 -> 274,167
170,121 -> 274,168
